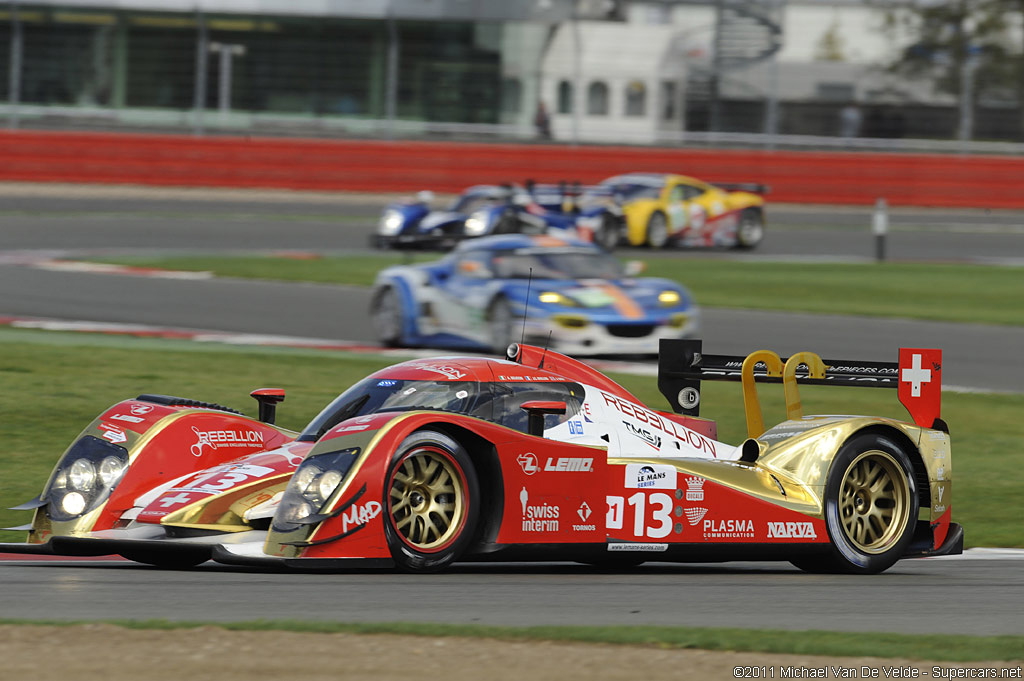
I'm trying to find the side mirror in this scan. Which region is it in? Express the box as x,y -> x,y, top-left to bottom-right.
250,388 -> 285,425
520,400 -> 567,437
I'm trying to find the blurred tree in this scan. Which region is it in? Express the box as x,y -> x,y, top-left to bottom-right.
815,21 -> 846,62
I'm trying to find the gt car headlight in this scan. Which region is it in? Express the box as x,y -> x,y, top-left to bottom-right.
658,290 -> 682,306
378,210 -> 404,236
272,448 -> 360,534
43,435 -> 130,522
464,210 -> 489,236
539,291 -> 578,307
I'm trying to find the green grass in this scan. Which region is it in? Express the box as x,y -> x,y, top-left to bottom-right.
86,254 -> 1024,326
0,328 -> 1020,547
0,619 -> 1022,661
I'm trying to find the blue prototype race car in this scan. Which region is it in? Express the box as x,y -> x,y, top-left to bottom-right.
375,184 -> 623,251
369,234 -> 699,356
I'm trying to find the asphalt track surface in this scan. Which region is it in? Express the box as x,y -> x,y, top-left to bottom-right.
1,186 -> 1023,634
1,554 -> 1022,635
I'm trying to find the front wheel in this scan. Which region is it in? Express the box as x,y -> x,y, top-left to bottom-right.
793,432 -> 919,575
734,209 -> 764,249
594,214 -> 621,251
645,211 -> 670,248
383,430 -> 479,573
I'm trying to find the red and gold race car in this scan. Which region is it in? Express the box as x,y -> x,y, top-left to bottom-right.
1,340 -> 961,574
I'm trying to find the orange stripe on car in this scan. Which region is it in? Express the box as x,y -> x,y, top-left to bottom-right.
595,282 -> 644,319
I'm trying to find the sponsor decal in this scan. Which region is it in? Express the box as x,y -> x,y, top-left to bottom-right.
99,423 -> 127,444
601,391 -> 716,457
766,521 -> 817,539
157,492 -> 195,508
703,518 -> 755,539
497,374 -> 556,382
936,465 -> 945,481
341,501 -> 382,534
607,543 -> 668,552
684,507 -> 708,526
175,463 -> 277,493
129,404 -> 154,416
376,379 -> 398,387
411,364 -> 466,380
567,420 -> 584,435
937,486 -> 945,502
520,487 -> 559,532
685,476 -> 705,501
622,421 -> 662,450
573,501 -> 596,531
189,426 -> 265,457
544,456 -> 593,472
109,413 -> 145,424
581,402 -> 594,423
517,452 -> 540,475
934,504 -> 947,514
901,353 -> 932,397
624,463 -> 675,489
335,424 -> 370,433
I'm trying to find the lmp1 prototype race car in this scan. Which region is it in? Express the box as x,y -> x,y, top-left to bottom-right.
596,173 -> 766,249
369,234 -> 698,356
375,184 -> 623,251
1,339 -> 960,574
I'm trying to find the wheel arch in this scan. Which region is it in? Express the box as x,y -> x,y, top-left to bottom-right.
837,424 -> 930,512
371,275 -> 420,344
411,422 -> 504,550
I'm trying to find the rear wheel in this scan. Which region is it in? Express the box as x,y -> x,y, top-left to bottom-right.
645,211 -> 670,248
383,430 -> 479,572
792,433 -> 918,575
734,209 -> 764,249
370,286 -> 406,347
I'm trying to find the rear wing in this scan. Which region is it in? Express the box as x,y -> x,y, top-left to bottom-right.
657,339 -> 943,438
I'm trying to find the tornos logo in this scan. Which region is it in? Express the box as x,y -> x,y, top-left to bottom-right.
190,427 -> 265,457
625,463 -> 675,489
766,521 -> 817,539
517,453 -> 593,475
573,501 -> 596,531
520,487 -> 559,532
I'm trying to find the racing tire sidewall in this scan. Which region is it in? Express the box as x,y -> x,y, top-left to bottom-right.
646,211 -> 669,249
370,286 -> 405,347
821,432 -> 919,574
734,209 -> 764,249
382,430 -> 480,573
595,214 -> 621,251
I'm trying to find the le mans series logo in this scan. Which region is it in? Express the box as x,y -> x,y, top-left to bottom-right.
624,463 -> 675,489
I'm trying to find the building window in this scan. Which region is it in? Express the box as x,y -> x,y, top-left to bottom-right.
557,80 -> 573,114
501,77 -> 522,114
625,80 -> 646,116
587,80 -> 608,116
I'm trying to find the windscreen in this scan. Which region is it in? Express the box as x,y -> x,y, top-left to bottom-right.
491,249 -> 623,280
298,377 -> 488,442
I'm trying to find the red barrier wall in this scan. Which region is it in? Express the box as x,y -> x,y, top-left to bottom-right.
3,130 -> 1023,208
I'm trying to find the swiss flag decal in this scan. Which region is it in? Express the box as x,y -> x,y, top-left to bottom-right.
898,348 -> 942,428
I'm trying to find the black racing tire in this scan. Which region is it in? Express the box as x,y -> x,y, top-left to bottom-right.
118,548 -> 209,569
370,286 -> 406,347
487,297 -> 516,355
594,213 -> 622,251
383,430 -> 480,573
734,208 -> 764,249
792,432 -> 919,575
645,211 -> 670,249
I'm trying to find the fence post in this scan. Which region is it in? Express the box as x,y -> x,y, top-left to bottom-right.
872,197 -> 888,262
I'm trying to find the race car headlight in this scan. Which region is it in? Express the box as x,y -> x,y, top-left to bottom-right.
378,210 -> 404,236
272,447 -> 360,533
658,290 -> 681,306
464,210 -> 489,236
43,435 -> 129,522
539,291 -> 578,307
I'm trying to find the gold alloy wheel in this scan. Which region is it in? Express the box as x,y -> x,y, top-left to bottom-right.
388,448 -> 466,551
838,450 -> 911,554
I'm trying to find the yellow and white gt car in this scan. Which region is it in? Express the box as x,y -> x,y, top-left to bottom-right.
598,173 -> 766,249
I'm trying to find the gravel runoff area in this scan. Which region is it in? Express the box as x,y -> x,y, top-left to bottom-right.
2,625 -> 1020,681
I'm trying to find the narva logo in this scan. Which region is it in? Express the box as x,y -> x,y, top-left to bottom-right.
766,521 -> 817,539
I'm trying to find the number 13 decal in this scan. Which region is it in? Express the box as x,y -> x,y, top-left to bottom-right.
606,492 -> 673,539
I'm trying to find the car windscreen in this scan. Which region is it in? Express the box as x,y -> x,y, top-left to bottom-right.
603,183 -> 661,201
298,377 -> 489,441
491,249 -> 624,280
